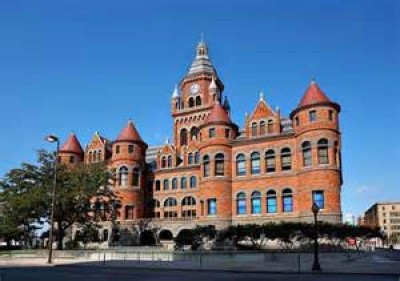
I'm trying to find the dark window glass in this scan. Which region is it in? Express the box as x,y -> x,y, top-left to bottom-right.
155,180 -> 161,191
329,110 -> 334,121
163,179 -> 169,191
209,128 -> 216,138
318,139 -> 329,164
181,177 -> 187,189
251,152 -> 261,175
251,122 -> 257,137
302,141 -> 312,167
236,154 -> 246,176
116,145 -> 120,154
225,128 -> 230,138
128,145 -> 134,153
313,190 -> 324,209
195,96 -> 202,106
265,150 -> 276,173
190,176 -> 196,188
309,110 -> 317,122
237,192 -> 247,215
195,152 -> 200,164
132,168 -> 140,186
260,121 -> 265,135
281,148 -> 292,171
267,120 -> 274,134
125,205 -> 134,220
69,155 -> 75,164
172,178 -> 177,190
180,128 -> 188,146
167,155 -> 172,167
203,155 -> 210,177
188,153 -> 194,165
215,153 -> 225,176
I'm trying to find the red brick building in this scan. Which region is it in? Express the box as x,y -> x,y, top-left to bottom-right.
58,40 -> 342,240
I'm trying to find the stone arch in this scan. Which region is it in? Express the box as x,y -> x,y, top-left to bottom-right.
159,229 -> 173,241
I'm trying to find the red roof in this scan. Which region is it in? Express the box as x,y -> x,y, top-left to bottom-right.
116,120 -> 142,142
206,102 -> 231,123
298,81 -> 331,107
60,133 -> 84,155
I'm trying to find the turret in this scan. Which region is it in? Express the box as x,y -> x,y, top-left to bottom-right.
171,84 -> 180,113
58,133 -> 84,165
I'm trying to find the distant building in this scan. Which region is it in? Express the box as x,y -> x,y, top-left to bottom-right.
364,202 -> 400,239
343,213 -> 357,225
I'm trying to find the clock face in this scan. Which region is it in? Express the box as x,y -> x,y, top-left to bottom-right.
190,84 -> 200,94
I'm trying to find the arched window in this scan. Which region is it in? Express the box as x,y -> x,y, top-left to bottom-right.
180,128 -> 188,146
251,152 -> 261,175
161,156 -> 166,168
260,121 -> 266,135
190,127 -> 199,140
281,148 -> 292,171
302,141 -> 312,167
203,155 -> 210,177
282,188 -> 293,212
97,150 -> 102,161
190,176 -> 196,188
181,177 -> 187,189
172,178 -> 178,190
132,167 -> 140,186
215,153 -> 225,176
267,120 -> 274,134
251,191 -> 261,214
118,166 -> 129,186
92,151 -> 97,162
195,152 -> 200,164
163,179 -> 169,191
188,153 -> 194,165
155,180 -> 161,191
88,151 -> 93,163
266,190 -> 277,213
182,196 -> 196,206
195,96 -> 202,106
265,149 -> 276,173
251,122 -> 257,137
236,153 -> 246,176
188,97 -> 194,108
236,192 -> 247,215
318,139 -> 329,164
167,155 -> 172,167
164,197 -> 177,207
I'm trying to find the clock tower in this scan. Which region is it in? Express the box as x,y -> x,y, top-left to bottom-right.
171,40 -> 228,151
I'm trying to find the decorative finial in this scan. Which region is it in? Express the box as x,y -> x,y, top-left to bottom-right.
209,76 -> 217,91
172,84 -> 179,98
259,91 -> 265,101
275,106 -> 280,112
164,137 -> 170,145
245,112 -> 249,118
310,77 -> 316,85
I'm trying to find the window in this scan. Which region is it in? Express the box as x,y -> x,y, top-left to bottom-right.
69,155 -> 75,164
251,152 -> 261,175
260,121 -> 266,135
203,155 -> 210,177
190,127 -> 199,140
265,150 -> 276,173
195,96 -> 202,106
251,122 -> 257,137
312,191 -> 324,209
225,128 -> 230,138
97,150 -> 102,161
266,190 -> 277,213
281,148 -> 292,171
236,192 -> 247,215
132,168 -> 140,186
180,128 -> 188,146
164,197 -> 177,207
118,166 -> 129,186
188,97 -> 194,108
267,120 -> 274,134
163,179 -> 169,191
302,141 -> 312,167
181,177 -> 187,189
329,110 -> 334,121
155,180 -> 161,191
182,196 -> 196,206
295,116 -> 299,126
128,145 -> 134,153
172,178 -> 178,190
215,153 -> 225,176
251,191 -> 262,214
236,154 -> 246,176
103,229 -> 109,242
88,151 -> 93,163
167,155 -> 172,167
209,128 -> 216,138
190,176 -> 196,188
282,188 -> 293,212
116,145 -> 120,154
188,153 -> 194,165
182,210 -> 196,218
208,199 -> 217,215
125,205 -> 134,220
164,211 -> 178,218
318,139 -> 329,164
309,110 -> 317,122
161,156 -> 166,168
195,152 -> 200,164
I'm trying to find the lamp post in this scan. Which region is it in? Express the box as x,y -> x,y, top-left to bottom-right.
45,135 -> 60,264
311,202 -> 321,272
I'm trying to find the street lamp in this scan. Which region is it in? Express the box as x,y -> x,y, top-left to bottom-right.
45,134 -> 60,264
311,202 -> 321,272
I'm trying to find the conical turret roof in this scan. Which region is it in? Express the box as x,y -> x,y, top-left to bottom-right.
206,101 -> 231,124
298,81 -> 331,107
116,120 -> 142,142
60,133 -> 84,155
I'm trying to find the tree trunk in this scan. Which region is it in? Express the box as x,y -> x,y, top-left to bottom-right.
57,222 -> 65,250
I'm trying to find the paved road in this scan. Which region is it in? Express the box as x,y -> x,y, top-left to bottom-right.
0,267 -> 398,281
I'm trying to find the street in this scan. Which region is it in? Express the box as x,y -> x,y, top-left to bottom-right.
0,266 -> 398,281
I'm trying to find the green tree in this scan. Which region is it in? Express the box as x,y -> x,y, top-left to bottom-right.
74,223 -> 100,249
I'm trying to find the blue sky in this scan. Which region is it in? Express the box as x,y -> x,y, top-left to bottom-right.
0,0 -> 399,217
